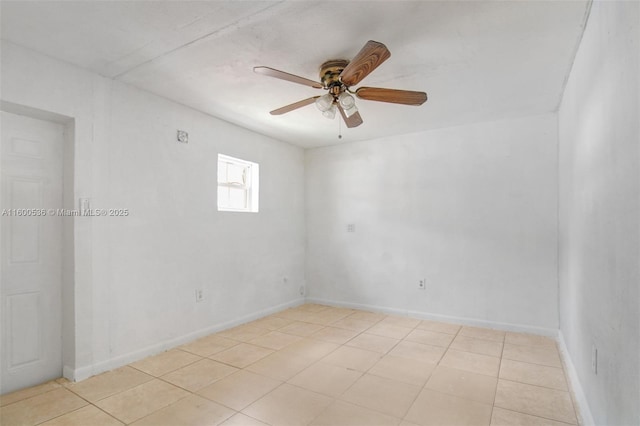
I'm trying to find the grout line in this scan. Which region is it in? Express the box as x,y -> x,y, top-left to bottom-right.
489,329 -> 508,424
0,384 -> 62,409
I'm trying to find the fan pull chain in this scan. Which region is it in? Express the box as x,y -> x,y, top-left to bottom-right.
338,116 -> 342,139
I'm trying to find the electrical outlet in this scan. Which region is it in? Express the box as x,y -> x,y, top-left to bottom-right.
418,279 -> 426,290
347,224 -> 355,233
195,289 -> 204,303
591,345 -> 598,374
299,285 -> 306,296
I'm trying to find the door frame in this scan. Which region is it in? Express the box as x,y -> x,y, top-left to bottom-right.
0,100 -> 76,385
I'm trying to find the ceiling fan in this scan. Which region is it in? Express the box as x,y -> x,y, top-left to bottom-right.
254,40 -> 427,128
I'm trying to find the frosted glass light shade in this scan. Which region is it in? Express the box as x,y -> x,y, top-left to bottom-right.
322,104 -> 337,119
315,94 -> 334,112
338,92 -> 355,109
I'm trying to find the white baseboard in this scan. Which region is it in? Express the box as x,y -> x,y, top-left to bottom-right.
305,297 -> 558,337
66,298 -> 304,382
557,331 -> 595,426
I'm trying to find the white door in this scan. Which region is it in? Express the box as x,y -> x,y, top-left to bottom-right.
0,111 -> 64,394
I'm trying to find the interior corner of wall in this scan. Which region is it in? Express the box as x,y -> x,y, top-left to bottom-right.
557,331 -> 596,426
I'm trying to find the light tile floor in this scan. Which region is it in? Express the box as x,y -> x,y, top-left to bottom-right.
0,304 -> 581,426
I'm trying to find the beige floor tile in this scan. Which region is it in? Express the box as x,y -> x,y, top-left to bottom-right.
405,329 -> 455,348
405,388 -> 492,426
503,344 -> 562,368
378,315 -> 420,329
315,308 -> 354,323
220,413 -> 269,426
40,405 -> 123,426
417,320 -> 461,335
197,370 -> 281,411
94,379 -> 189,424
279,338 -> 339,361
275,309 -> 315,322
367,322 -> 414,339
505,332 -> 557,348
297,304 -> 331,313
346,333 -> 399,354
347,311 -> 387,323
217,325 -> 270,342
179,335 -> 239,357
449,335 -> 504,357
310,400 -> 400,426
0,380 -> 61,407
459,326 -> 505,342
494,380 -> 577,424
0,388 -> 88,426
311,326 -> 360,344
249,331 -> 302,350
161,359 -> 238,391
500,359 -> 568,391
66,366 -> 153,402
331,317 -> 377,332
288,362 -> 363,397
250,316 -> 294,331
210,343 -> 274,368
340,374 -> 421,418
130,349 -> 201,377
369,355 -> 436,386
254,315 -> 293,331
243,383 -> 332,426
425,366 -> 497,405
440,349 -> 501,377
304,313 -> 347,325
388,341 -> 445,364
322,346 -> 382,371
278,321 -> 325,337
245,351 -> 317,381
324,307 -> 357,316
491,407 -> 574,426
400,422 -> 422,426
131,394 -> 234,426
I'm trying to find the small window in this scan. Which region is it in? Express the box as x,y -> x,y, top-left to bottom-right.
217,154 -> 259,212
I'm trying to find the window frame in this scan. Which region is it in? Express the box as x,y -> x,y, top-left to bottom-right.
217,154 -> 259,213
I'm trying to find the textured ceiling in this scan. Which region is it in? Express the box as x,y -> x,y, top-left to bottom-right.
1,1 -> 589,148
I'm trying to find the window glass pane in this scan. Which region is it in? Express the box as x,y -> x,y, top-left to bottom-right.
229,187 -> 247,209
217,161 -> 227,182
217,186 -> 230,208
226,163 -> 246,185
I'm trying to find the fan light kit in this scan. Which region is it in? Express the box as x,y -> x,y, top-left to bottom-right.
254,40 -> 427,129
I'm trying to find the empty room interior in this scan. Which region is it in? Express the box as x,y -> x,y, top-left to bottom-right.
0,1 -> 638,426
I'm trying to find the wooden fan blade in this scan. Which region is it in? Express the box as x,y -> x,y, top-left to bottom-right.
270,96 -> 320,115
339,40 -> 391,87
338,105 -> 363,128
356,87 -> 427,105
254,66 -> 323,89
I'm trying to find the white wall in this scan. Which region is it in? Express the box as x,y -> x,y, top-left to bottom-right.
306,114 -> 559,331
1,41 -> 306,379
558,1 -> 639,424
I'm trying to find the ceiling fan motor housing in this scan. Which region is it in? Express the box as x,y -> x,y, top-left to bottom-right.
319,59 -> 350,91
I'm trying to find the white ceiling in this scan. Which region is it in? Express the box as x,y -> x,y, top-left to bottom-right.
1,1 -> 589,148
